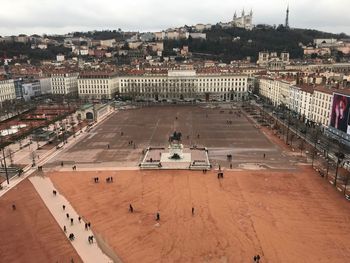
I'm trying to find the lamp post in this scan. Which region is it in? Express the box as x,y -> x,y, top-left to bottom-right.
1,147 -> 9,184
311,129 -> 319,168
334,152 -> 345,187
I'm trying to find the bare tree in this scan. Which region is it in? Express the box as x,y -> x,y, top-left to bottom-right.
299,140 -> 305,156
289,134 -> 295,147
6,148 -> 14,166
343,172 -> 350,195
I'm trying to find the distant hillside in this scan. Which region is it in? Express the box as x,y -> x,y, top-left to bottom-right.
164,25 -> 349,62
0,42 -> 70,64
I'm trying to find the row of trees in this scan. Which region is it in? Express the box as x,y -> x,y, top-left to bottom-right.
254,97 -> 350,195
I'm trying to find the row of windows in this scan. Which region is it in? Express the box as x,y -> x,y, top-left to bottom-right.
120,87 -> 247,93
79,85 -> 109,89
0,94 -> 15,102
80,90 -> 109,94
79,80 -> 108,84
120,78 -> 246,83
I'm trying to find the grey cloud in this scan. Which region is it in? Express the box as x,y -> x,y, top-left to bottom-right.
0,0 -> 349,35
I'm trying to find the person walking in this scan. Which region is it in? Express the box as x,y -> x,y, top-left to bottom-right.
129,204 -> 134,213
63,225 -> 67,232
156,212 -> 160,221
63,205 -> 66,210
78,216 -> 81,223
66,213 -> 70,219
70,218 -> 73,225
192,207 -> 195,216
12,204 -> 16,211
85,223 -> 88,230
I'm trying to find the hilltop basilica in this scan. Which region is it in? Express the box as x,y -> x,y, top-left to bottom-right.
219,9 -> 254,30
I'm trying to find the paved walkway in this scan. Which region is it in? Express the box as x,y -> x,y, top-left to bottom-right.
30,176 -> 112,263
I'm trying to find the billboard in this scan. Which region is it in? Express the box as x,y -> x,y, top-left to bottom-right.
330,93 -> 350,134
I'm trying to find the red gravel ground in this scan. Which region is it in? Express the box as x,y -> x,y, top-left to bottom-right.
0,179 -> 82,263
50,166 -> 350,263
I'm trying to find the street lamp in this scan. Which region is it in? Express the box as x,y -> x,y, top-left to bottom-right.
1,147 -> 9,184
334,152 -> 345,187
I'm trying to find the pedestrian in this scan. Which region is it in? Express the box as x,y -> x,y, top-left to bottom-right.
85,223 -> 88,230
88,236 -> 91,244
107,144 -> 110,149
66,213 -> 70,219
90,235 -> 94,243
61,161 -> 64,167
256,255 -> 260,263
129,204 -> 134,213
71,218 -> 73,225
253,255 -> 257,262
88,222 -> 91,228
111,176 -> 113,182
63,225 -> 67,232
230,163 -> 232,169
78,216 -> 81,223
156,212 -> 160,221
263,153 -> 266,159
63,205 -> 66,210
12,204 -> 16,210
219,164 -> 221,171
192,207 -> 195,215
53,190 -> 57,196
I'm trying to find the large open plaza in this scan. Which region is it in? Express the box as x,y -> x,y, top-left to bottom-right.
1,104 -> 350,263
46,105 -> 295,170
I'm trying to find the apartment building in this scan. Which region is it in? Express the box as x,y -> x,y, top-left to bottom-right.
312,86 -> 333,126
259,77 -> 295,107
0,78 -> 16,106
119,70 -> 249,101
50,72 -> 79,95
78,72 -> 119,100
259,77 -> 335,127
21,80 -> 42,101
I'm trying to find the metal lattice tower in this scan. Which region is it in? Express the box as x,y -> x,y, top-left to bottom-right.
285,5 -> 290,28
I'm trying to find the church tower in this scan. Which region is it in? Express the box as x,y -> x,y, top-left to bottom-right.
285,5 -> 290,29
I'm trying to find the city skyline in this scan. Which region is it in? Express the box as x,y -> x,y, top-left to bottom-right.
0,0 -> 349,36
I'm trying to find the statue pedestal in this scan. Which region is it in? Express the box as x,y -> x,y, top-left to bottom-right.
168,143 -> 184,160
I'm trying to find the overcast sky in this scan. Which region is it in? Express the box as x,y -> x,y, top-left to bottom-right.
0,0 -> 349,36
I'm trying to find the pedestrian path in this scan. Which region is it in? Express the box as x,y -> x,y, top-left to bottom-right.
30,176 -> 112,263
59,166 -> 140,171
